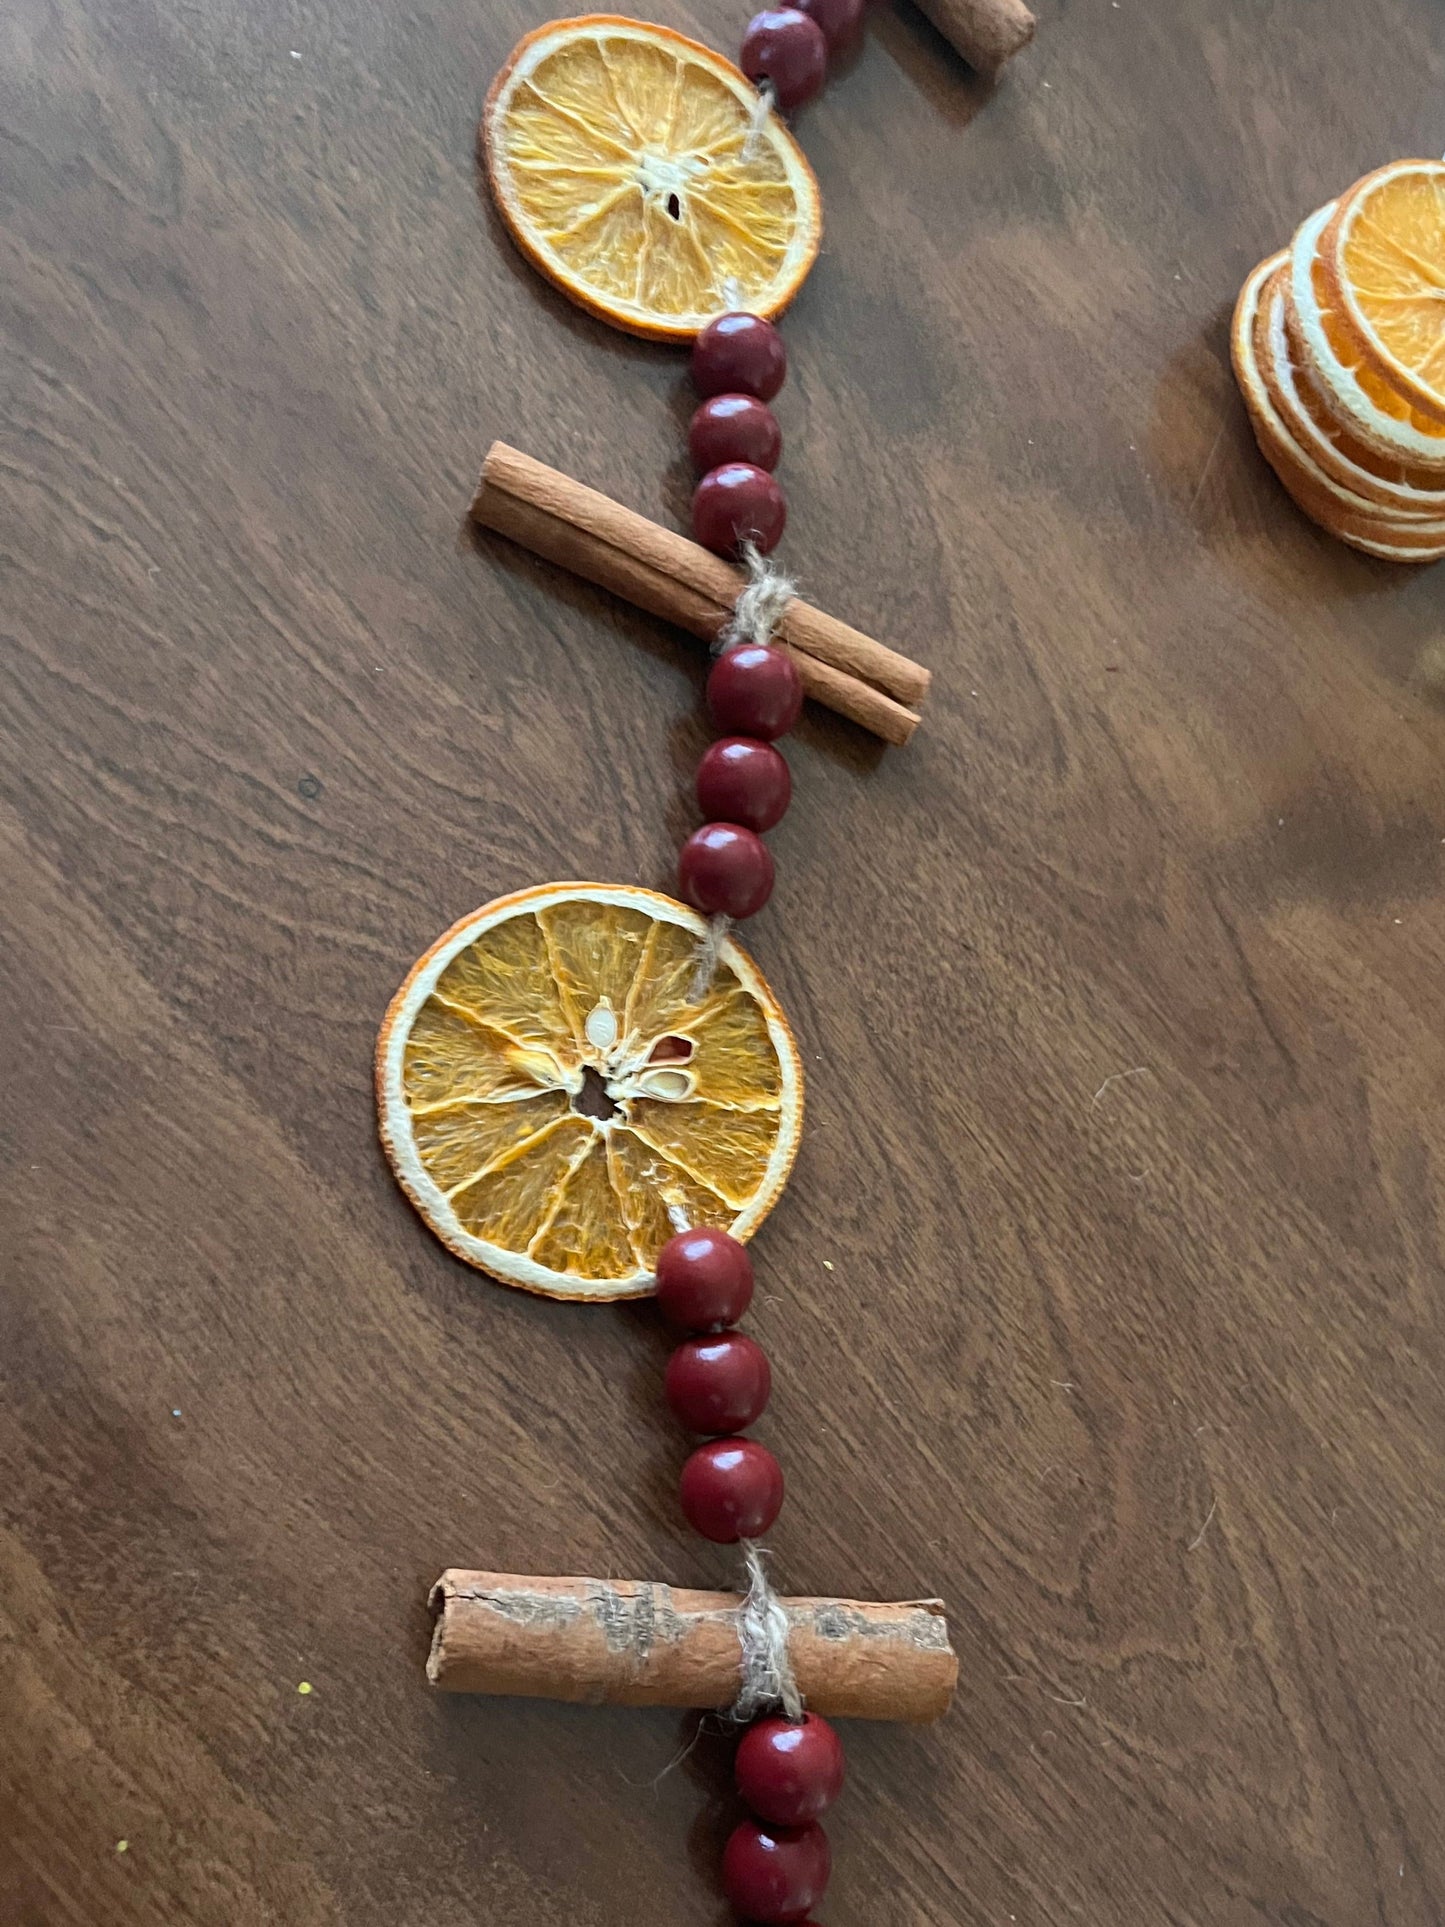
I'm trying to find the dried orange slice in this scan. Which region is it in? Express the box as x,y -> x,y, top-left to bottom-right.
1323,160 -> 1445,426
1286,203 -> 1445,469
482,15 -> 822,342
376,884 -> 803,1300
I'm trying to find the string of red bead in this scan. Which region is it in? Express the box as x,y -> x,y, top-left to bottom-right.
657,15 -> 865,1923
655,1227 -> 842,1925
676,0 -> 864,927
677,304 -> 798,923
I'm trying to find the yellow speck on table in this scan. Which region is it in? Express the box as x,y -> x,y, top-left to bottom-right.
297,1681 -> 313,1695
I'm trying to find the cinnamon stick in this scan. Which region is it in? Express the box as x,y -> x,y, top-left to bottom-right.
429,1570 -> 958,1724
913,0 -> 1035,73
471,442 -> 929,747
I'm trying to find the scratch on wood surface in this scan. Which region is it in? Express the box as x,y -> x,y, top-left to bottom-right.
1091,1066 -> 1152,1108
1188,1498 -> 1219,1552
1189,422 -> 1228,511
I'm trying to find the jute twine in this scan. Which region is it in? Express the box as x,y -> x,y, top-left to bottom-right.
741,79 -> 776,164
681,552 -> 799,1724
732,1540 -> 804,1723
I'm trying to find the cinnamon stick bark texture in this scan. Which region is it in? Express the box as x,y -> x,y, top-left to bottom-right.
471,442 -> 929,746
429,1571 -> 958,1723
914,0 -> 1036,73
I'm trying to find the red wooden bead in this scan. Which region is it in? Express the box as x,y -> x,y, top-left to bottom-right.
655,1228 -> 755,1329
689,394 -> 783,473
678,822 -> 775,919
736,1714 -> 847,1825
740,10 -> 829,113
696,738 -> 791,833
692,313 -> 788,402
679,1438 -> 784,1542
721,1819 -> 830,1922
707,644 -> 803,740
794,0 -> 865,50
666,1332 -> 772,1434
693,462 -> 787,559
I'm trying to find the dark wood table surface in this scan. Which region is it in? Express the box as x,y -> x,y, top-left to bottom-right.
4,1 -> 1443,1921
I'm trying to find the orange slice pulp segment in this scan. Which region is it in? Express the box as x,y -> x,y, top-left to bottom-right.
482,15 -> 822,342
376,884 -> 803,1300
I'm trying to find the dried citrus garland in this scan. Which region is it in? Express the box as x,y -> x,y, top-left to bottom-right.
372,6 -> 1432,1913
380,9 -> 923,1922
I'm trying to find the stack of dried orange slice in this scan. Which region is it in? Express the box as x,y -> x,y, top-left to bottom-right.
1231,159 -> 1445,563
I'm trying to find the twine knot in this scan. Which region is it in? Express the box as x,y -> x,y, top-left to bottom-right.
716,542 -> 797,656
732,1541 -> 804,1723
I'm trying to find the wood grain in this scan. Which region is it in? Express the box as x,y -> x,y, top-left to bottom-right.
2,1 -> 1443,1922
